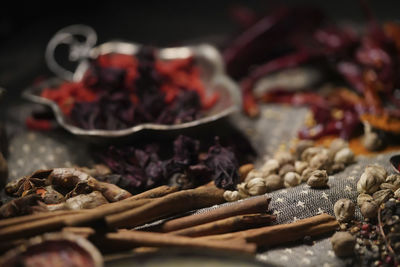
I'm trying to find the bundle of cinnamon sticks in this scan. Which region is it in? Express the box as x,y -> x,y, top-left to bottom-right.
0,183 -> 339,256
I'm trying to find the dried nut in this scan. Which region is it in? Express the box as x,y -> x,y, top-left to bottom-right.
386,174 -> 400,187
274,151 -> 294,166
394,188 -> 400,198
246,177 -> 267,196
278,164 -> 295,177
357,193 -> 373,207
334,148 -> 354,165
223,190 -> 242,202
309,152 -> 331,170
331,231 -> 356,257
245,170 -> 263,182
238,164 -> 254,182
307,170 -> 329,188
283,172 -> 301,188
365,165 -> 387,183
362,131 -> 383,151
334,199 -> 355,222
260,159 -> 280,175
294,140 -> 314,160
294,161 -> 308,175
380,182 -> 398,191
372,189 -> 393,205
357,172 -> 382,194
329,138 -> 348,156
360,201 -> 378,219
301,167 -> 315,182
264,174 -> 283,192
301,147 -> 323,162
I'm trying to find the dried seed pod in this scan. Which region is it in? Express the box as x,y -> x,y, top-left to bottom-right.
238,164 -> 254,182
334,199 -> 355,222
38,186 -> 65,204
237,183 -> 250,198
365,165 -> 387,183
0,194 -> 41,218
223,190 -> 242,202
331,231 -> 356,257
328,162 -> 345,174
243,177 -> 267,196
307,170 -> 329,188
77,164 -> 111,178
394,188 -> 400,198
360,201 -> 378,219
301,147 -> 324,162
244,169 -> 263,182
334,148 -> 354,165
362,131 -> 383,151
259,159 -> 279,176
0,152 -> 7,187
380,182 -> 398,191
301,167 -> 315,182
278,164 -> 295,177
264,174 -> 283,192
329,138 -> 348,156
293,140 -> 314,160
372,189 -> 393,205
283,172 -> 301,188
357,171 -> 382,194
0,232 -> 103,267
273,151 -> 294,166
87,177 -> 132,202
386,174 -> 400,187
357,193 -> 373,207
48,168 -> 92,189
309,151 -> 331,170
294,161 -> 308,175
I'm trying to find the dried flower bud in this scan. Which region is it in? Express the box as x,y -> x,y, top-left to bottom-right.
365,165 -> 387,183
274,151 -> 294,166
394,188 -> 400,198
301,167 -> 315,182
278,164 -> 295,177
331,231 -> 355,257
301,147 -> 324,162
260,159 -> 280,175
309,152 -> 331,170
380,183 -> 398,191
372,189 -> 393,205
294,161 -> 308,175
360,201 -> 378,219
386,174 -> 400,187
245,169 -> 263,182
357,171 -> 382,194
294,140 -> 314,160
264,174 -> 283,192
284,172 -> 301,188
307,170 -> 329,188
357,193 -> 373,207
362,131 -> 383,151
334,199 -> 355,222
223,190 -> 242,202
238,164 -> 254,182
334,148 -> 354,165
246,177 -> 267,196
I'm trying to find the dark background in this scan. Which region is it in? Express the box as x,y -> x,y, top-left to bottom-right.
0,0 -> 399,109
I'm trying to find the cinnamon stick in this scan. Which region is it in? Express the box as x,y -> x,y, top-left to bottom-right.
199,213 -> 338,247
156,195 -> 271,233
169,213 -> 275,237
122,185 -> 179,201
94,230 -> 256,254
106,186 -> 225,229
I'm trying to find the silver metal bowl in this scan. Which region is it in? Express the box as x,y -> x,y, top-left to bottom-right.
23,25 -> 241,141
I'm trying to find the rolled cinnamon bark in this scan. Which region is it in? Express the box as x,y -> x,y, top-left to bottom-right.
122,185 -> 179,201
169,213 -> 276,237
106,186 -> 225,229
95,230 -> 257,254
198,213 -> 338,247
156,195 -> 271,233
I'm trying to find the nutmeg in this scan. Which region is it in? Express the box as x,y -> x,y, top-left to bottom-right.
264,174 -> 283,192
334,199 -> 355,222
357,193 -> 373,207
334,148 -> 354,165
283,172 -> 301,188
307,170 -> 329,188
360,201 -> 378,219
331,231 -> 356,257
223,190 -> 242,202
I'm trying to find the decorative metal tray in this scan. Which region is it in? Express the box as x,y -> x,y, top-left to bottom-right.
23,25 -> 241,140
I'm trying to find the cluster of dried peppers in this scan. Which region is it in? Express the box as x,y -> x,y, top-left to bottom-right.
36,47 -> 219,130
225,3 -> 400,141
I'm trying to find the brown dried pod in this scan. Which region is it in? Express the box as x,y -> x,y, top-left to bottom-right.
278,164 -> 295,177
0,232 -> 103,267
307,170 -> 329,188
0,152 -> 7,187
380,182 -> 398,191
77,164 -> 112,178
357,193 -> 373,207
294,140 -> 314,160
360,201 -> 378,219
333,199 -> 355,222
331,231 -> 356,257
0,194 -> 41,218
238,164 -> 254,182
48,168 -> 92,189
264,174 -> 283,192
372,189 -> 393,205
37,186 -> 65,204
5,169 -> 50,197
87,178 -> 132,202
